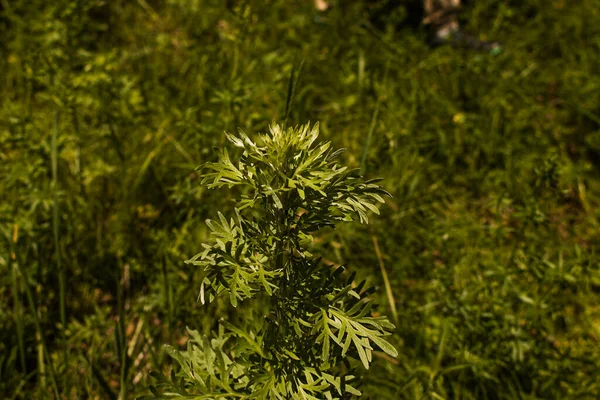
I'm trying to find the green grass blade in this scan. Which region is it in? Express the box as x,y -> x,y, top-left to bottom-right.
10,243 -> 60,399
52,108 -> 69,380
9,225 -> 26,373
360,59 -> 389,175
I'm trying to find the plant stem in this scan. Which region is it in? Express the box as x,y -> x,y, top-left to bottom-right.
53,108 -> 69,376
372,235 -> 398,325
10,224 -> 26,373
11,245 -> 60,398
116,267 -> 128,400
360,59 -> 389,175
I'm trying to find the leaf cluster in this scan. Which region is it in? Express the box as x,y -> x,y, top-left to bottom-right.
145,123 -> 397,399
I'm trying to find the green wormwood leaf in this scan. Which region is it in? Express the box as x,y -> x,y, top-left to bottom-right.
148,122 -> 397,399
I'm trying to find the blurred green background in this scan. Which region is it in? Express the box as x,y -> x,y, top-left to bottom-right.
1,0 -> 599,398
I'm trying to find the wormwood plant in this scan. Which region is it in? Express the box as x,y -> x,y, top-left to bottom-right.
144,123 -> 397,399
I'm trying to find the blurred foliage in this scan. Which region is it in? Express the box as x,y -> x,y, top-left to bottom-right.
0,0 -> 599,399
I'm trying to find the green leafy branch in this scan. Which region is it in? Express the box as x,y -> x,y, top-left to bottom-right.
144,123 -> 397,399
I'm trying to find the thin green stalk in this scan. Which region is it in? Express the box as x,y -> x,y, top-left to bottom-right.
52,110 -> 68,370
360,59 -> 389,175
10,225 -> 26,373
11,263 -> 27,372
116,271 -> 129,400
162,256 -> 173,326
358,49 -> 365,97
11,244 -> 60,399
37,320 -> 46,396
70,105 -> 84,194
360,100 -> 380,175
372,235 -> 398,325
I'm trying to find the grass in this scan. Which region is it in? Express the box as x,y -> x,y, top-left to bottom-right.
1,0 -> 599,398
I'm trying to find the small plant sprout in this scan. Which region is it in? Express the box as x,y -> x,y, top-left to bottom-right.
144,122 -> 397,399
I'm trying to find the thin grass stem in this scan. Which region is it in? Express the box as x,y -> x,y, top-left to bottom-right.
11,244 -> 60,399
53,108 -> 69,377
372,235 -> 398,325
10,224 -> 26,373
